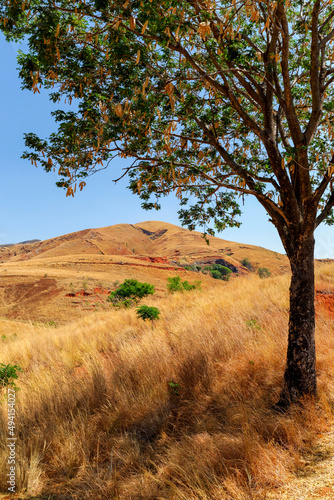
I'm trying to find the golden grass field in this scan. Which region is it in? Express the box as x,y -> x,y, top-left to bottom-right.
0,222 -> 333,499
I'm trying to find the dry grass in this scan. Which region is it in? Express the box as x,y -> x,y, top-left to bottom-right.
0,265 -> 334,499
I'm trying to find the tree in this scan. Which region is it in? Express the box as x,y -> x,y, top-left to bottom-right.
107,278 -> 155,306
136,304 -> 160,323
1,0 -> 334,406
257,267 -> 271,279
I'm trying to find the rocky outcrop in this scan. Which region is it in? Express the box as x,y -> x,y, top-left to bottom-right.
131,225 -> 168,240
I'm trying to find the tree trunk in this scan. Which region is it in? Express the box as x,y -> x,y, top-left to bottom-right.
279,234 -> 317,406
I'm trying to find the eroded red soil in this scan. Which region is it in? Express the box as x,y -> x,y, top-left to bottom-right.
316,290 -> 334,319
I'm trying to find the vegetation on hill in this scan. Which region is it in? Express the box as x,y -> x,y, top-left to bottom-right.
182,263 -> 233,281
258,267 -> 272,279
136,304 -> 160,323
0,363 -> 22,392
107,278 -> 155,308
204,264 -> 232,281
166,275 -> 201,292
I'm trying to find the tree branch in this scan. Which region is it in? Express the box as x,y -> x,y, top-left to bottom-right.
276,4 -> 303,145
305,0 -> 324,145
319,9 -> 334,32
316,191 -> 334,227
319,28 -> 334,48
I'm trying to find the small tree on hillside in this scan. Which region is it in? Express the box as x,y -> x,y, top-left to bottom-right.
258,267 -> 271,279
241,258 -> 253,271
167,276 -> 201,292
2,0 -> 334,405
107,279 -> 154,307
136,305 -> 160,327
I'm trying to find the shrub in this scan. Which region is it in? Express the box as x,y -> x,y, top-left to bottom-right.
167,276 -> 201,293
202,264 -> 232,281
258,267 -> 271,278
241,258 -> 253,271
183,265 -> 197,271
136,305 -> 160,322
167,276 -> 184,292
182,280 -> 196,291
211,270 -> 221,280
0,363 -> 23,390
107,279 -> 155,307
168,380 -> 180,396
212,264 -> 232,281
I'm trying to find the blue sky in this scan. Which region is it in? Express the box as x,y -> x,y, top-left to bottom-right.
1,33 -> 333,258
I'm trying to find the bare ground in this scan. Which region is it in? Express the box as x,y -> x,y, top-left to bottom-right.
267,427 -> 334,499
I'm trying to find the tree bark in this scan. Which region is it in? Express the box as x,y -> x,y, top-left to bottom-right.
278,234 -> 317,407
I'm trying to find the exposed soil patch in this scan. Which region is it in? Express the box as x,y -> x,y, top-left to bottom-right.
65,287 -> 112,313
316,290 -> 334,319
267,427 -> 334,499
1,278 -> 61,319
93,287 -> 110,295
133,255 -> 170,264
66,290 -> 91,297
66,287 -> 111,298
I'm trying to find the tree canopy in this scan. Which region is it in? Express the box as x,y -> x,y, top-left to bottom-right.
1,0 -> 333,243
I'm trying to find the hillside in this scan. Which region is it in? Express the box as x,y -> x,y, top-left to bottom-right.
0,220 -> 289,271
0,221 -> 292,323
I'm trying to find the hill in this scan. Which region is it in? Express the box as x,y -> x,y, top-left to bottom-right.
0,220 -> 290,272
0,221 -> 291,323
0,239 -> 41,248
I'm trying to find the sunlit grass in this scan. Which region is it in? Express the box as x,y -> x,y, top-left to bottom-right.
0,264 -> 333,499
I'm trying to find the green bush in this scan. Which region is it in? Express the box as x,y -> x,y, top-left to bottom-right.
167,276 -> 184,292
202,264 -> 232,281
136,305 -> 160,322
182,280 -> 196,291
167,276 -> 201,293
183,265 -> 196,271
257,267 -> 271,278
0,363 -> 23,390
211,270 -> 221,280
107,279 -> 155,307
241,258 -> 253,271
212,264 -> 232,280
